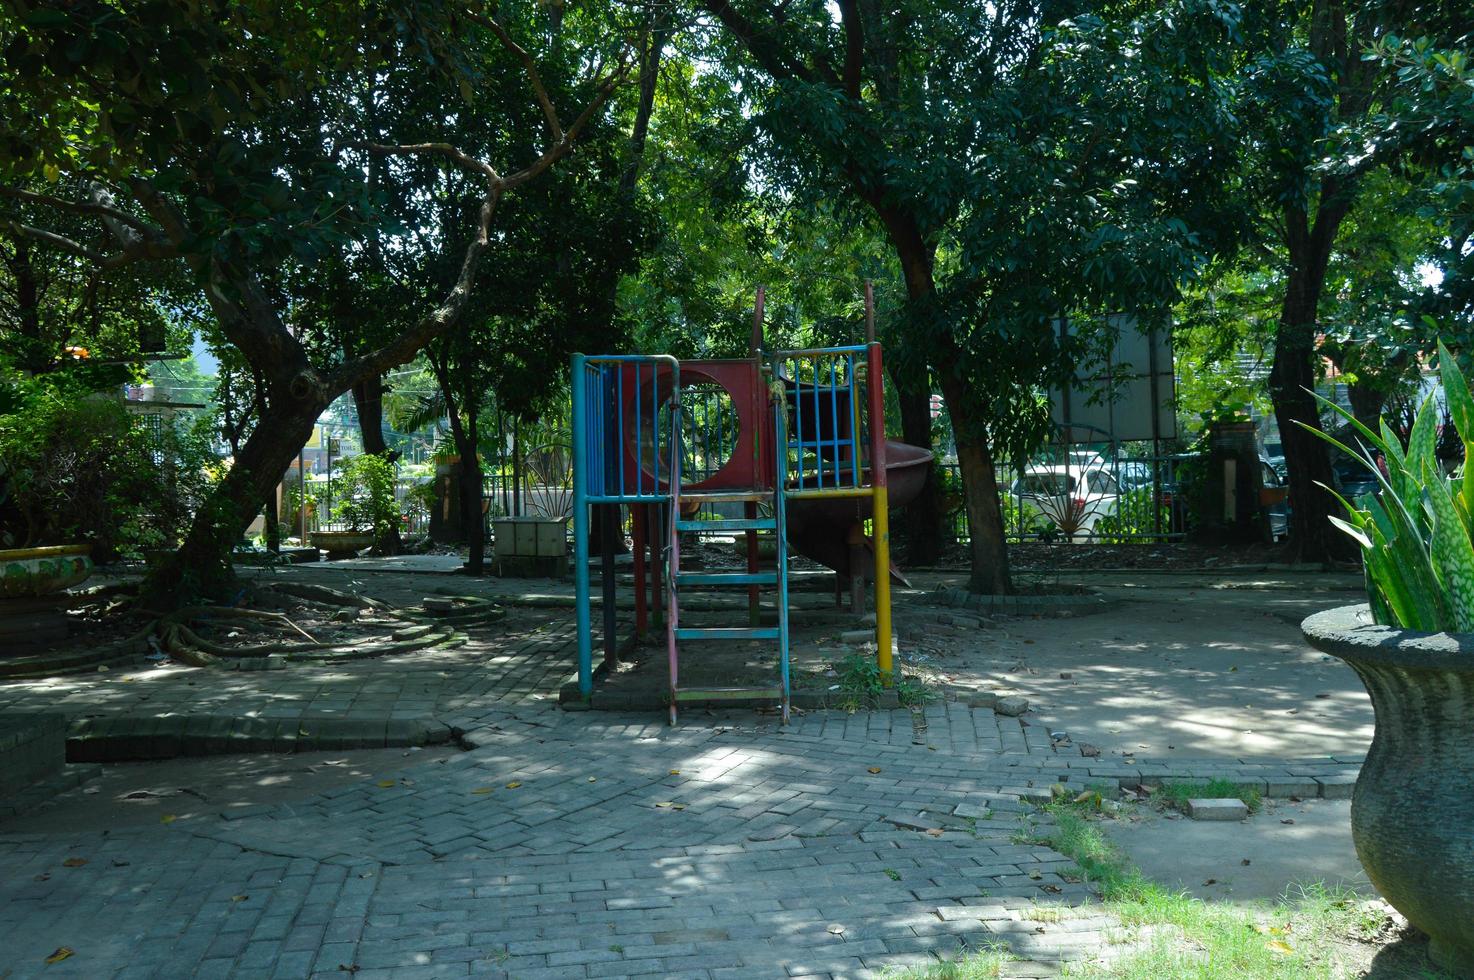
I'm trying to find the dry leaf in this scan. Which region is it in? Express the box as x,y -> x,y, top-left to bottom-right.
505,782 -> 522,789
376,780 -> 396,788
160,814 -> 176,824
827,924 -> 845,935
1268,940 -> 1293,954
44,947 -> 74,964
34,872 -> 50,882
62,858 -> 86,868
655,801 -> 673,808
587,776 -> 597,782
1028,869 -> 1043,880
470,787 -> 494,795
925,828 -> 944,837
669,770 -> 681,776
867,767 -> 882,774
231,895 -> 248,902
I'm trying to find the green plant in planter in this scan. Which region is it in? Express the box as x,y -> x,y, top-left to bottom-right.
1301,340 -> 1474,631
330,454 -> 399,545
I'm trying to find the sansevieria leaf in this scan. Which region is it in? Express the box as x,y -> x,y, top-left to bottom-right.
1423,461 -> 1474,632
1438,341 -> 1474,516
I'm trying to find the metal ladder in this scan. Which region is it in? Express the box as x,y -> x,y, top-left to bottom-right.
665,384 -> 792,725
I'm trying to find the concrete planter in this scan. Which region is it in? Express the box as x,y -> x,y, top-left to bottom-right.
309,530 -> 374,560
1302,604 -> 1474,975
0,544 -> 93,598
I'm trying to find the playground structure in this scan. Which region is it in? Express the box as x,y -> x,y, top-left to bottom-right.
570,284 -> 932,722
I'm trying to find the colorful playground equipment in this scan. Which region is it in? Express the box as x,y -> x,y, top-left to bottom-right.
570,285 -> 932,723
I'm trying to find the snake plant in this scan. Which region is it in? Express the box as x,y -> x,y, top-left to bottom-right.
1301,341 -> 1474,632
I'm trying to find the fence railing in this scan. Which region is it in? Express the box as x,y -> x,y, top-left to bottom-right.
942,453 -> 1189,545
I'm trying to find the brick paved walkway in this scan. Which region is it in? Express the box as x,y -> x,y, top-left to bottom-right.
3,711 -> 1117,980
0,575 -> 1369,978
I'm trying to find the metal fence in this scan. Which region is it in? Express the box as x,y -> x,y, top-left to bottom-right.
941,451 -> 1190,545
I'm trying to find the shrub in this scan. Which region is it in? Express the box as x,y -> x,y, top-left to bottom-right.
0,366 -> 219,559
1306,340 -> 1474,631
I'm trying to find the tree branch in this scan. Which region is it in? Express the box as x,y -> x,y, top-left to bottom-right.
359,141 -> 501,182
465,5 -> 564,141
0,184 -> 157,237
0,218 -> 152,269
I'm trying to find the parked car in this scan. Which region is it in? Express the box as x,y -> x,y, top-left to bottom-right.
1010,464 -> 1120,539
1260,457 -> 1290,541
1332,457 -> 1381,502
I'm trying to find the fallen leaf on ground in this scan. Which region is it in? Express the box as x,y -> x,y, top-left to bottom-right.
1268,940 -> 1293,954
376,780 -> 396,788
160,815 -> 176,824
45,947 -> 73,963
470,787 -> 494,795
827,924 -> 845,935
62,858 -> 86,868
669,770 -> 680,775
34,873 -> 50,882
867,767 -> 882,774
925,828 -> 944,837
1281,819 -> 1295,825
231,895 -> 248,902
655,801 -> 673,808
505,782 -> 521,789
1028,869 -> 1042,880
587,777 -> 597,782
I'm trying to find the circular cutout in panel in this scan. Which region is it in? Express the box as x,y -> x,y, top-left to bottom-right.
628,372 -> 743,489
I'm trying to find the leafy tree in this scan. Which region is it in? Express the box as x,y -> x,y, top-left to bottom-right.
696,0 -> 1241,591
0,1 -> 626,602
1219,0 -> 1468,559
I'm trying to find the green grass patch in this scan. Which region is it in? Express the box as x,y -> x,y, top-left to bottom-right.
1152,779 -> 1263,815
900,797 -> 1438,979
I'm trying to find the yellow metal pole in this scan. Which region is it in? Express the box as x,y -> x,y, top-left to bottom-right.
872,483 -> 893,682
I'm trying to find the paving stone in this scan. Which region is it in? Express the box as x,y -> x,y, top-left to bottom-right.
1186,798 -> 1249,821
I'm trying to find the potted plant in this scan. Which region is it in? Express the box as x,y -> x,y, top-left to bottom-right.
309,454 -> 396,559
1298,341 -> 1474,975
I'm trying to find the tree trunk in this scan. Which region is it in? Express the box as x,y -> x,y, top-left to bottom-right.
939,372 -> 1012,593
352,375 -> 404,555
893,374 -> 941,564
460,410 -> 485,575
1269,270 -> 1343,563
879,211 -> 1008,591
144,397 -> 324,604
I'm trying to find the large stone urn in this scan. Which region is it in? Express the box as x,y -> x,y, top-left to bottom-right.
1302,604 -> 1474,975
0,544 -> 93,598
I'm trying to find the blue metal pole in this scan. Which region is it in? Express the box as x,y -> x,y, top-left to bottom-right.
572,354 -> 592,696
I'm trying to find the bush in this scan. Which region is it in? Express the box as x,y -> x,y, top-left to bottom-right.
1309,340 -> 1474,631
0,367 -> 220,559
331,453 -> 399,545
1092,487 -> 1172,543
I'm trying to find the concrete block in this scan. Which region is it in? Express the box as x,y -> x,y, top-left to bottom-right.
1186,798 -> 1249,821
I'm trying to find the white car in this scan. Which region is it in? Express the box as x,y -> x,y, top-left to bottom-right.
1010,464 -> 1120,538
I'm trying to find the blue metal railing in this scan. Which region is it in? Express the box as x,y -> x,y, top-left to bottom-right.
770,346 -> 869,492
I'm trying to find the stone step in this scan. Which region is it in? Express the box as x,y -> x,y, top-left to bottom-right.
0,713 -> 66,796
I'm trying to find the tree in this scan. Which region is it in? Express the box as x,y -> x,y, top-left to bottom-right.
696,0 -> 1240,591
0,1 -> 626,602
1225,0 -> 1467,559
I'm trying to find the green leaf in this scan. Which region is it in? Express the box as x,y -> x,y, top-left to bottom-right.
1422,462 -> 1474,632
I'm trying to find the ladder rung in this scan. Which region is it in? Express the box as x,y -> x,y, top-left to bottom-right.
675,571 -> 778,586
675,518 -> 776,532
673,627 -> 780,641
679,489 -> 771,503
674,687 -> 785,701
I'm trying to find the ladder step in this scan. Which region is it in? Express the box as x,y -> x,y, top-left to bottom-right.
673,627 -> 781,641
674,686 -> 785,701
675,571 -> 778,586
679,489 -> 772,503
675,518 -> 776,532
